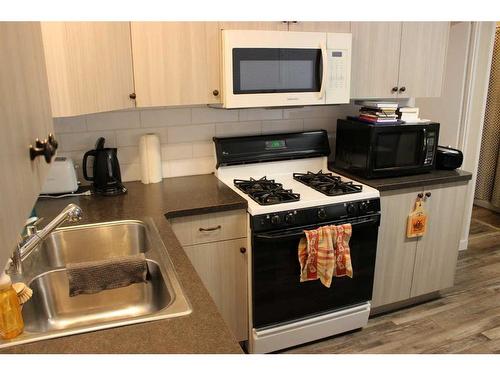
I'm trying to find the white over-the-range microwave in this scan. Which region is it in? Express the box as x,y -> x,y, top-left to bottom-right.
220,30 -> 352,108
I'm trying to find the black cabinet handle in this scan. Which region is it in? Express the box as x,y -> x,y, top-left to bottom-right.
129,93 -> 136,99
418,193 -> 424,199
212,89 -> 219,97
391,86 -> 398,93
425,192 -> 432,198
399,86 -> 406,93
240,247 -> 247,254
30,133 -> 58,163
199,225 -> 221,232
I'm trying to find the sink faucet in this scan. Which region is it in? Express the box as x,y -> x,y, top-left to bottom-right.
10,203 -> 83,274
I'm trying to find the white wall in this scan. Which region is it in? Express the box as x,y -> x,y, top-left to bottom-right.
54,105 -> 356,183
417,22 -> 471,148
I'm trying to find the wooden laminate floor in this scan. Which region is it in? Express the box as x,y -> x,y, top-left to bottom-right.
282,206 -> 500,354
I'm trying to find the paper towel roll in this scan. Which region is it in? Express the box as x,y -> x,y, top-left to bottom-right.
139,134 -> 162,184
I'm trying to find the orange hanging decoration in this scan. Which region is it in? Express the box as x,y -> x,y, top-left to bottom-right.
407,198 -> 428,238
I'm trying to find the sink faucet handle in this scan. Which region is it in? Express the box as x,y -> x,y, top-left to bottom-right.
25,217 -> 44,236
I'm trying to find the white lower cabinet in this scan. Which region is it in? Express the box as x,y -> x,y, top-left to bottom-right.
170,209 -> 248,341
183,239 -> 248,341
372,181 -> 468,309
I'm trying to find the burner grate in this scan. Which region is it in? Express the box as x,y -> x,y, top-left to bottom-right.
293,170 -> 362,196
234,177 -> 300,205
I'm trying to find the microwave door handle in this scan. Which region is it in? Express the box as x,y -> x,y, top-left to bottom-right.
319,42 -> 327,100
421,128 -> 428,163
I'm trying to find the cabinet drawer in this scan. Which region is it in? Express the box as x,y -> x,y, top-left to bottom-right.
170,209 -> 247,246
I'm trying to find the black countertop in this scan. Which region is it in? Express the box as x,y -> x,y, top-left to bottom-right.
1,174 -> 247,353
329,164 -> 473,192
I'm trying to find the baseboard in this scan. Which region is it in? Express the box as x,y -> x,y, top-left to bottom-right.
459,239 -> 469,251
474,199 -> 500,213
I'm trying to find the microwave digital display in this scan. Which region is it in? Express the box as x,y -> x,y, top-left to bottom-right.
265,140 -> 287,150
332,51 -> 343,57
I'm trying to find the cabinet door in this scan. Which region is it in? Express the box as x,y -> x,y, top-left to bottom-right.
288,22 -> 350,32
372,187 -> 422,308
350,22 -> 402,99
0,22 -> 54,268
219,22 -> 288,31
410,182 -> 468,297
398,22 -> 450,98
183,238 -> 248,341
131,22 -> 221,107
41,22 -> 135,117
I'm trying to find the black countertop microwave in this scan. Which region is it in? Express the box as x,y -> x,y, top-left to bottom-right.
334,118 -> 440,179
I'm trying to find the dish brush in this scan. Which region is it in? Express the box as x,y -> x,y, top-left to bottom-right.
13,282 -> 33,305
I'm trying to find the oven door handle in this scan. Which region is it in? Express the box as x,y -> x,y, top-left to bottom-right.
254,217 -> 380,240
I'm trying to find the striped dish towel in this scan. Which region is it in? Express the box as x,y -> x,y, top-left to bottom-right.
298,224 -> 353,287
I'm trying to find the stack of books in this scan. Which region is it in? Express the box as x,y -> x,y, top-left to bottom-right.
398,107 -> 420,123
357,101 -> 399,124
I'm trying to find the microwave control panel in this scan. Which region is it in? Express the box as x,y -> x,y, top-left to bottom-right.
325,33 -> 351,104
424,131 -> 437,165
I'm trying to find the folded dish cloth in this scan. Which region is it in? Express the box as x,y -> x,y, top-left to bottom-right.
298,224 -> 353,288
66,253 -> 148,297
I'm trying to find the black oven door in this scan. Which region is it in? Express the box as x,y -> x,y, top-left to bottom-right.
252,215 -> 379,329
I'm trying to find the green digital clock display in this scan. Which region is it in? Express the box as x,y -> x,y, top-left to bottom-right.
265,140 -> 287,150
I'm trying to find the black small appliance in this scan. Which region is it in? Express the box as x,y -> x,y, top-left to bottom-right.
334,118 -> 440,179
436,146 -> 463,170
83,137 -> 127,196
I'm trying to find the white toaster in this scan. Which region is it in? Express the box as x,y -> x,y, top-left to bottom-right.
41,157 -> 79,194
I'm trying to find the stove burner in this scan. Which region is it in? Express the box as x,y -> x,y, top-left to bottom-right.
293,170 -> 363,196
234,177 -> 300,205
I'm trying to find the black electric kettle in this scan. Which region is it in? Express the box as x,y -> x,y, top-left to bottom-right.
83,137 -> 127,196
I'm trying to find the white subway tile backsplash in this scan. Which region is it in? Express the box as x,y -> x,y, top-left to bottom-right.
303,117 -> 337,132
53,116 -> 87,134
261,119 -> 304,134
140,107 -> 191,128
239,108 -> 283,121
161,143 -> 193,160
163,157 -> 215,178
59,131 -> 116,152
55,104 -> 348,183
167,124 -> 215,143
117,146 -> 140,165
191,107 -> 238,124
116,128 -> 168,147
215,121 -> 262,137
120,163 -> 142,182
192,141 -> 214,158
86,110 -> 140,132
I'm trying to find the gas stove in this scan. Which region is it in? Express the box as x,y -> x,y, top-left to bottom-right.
213,130 -> 380,354
234,177 -> 300,205
216,157 -> 379,216
293,170 -> 363,196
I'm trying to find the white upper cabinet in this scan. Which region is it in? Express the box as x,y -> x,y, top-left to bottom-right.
398,22 -> 450,98
219,22 -> 288,31
41,22 -> 135,117
0,22 -> 54,268
351,22 -> 450,99
350,22 -> 403,99
287,21 -> 350,32
131,22 -> 221,107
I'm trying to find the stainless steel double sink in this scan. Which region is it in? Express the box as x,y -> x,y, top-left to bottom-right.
0,218 -> 191,349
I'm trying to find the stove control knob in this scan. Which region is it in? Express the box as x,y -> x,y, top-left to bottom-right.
285,212 -> 295,224
271,215 -> 281,225
317,208 -> 327,219
359,201 -> 369,213
346,203 -> 357,215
